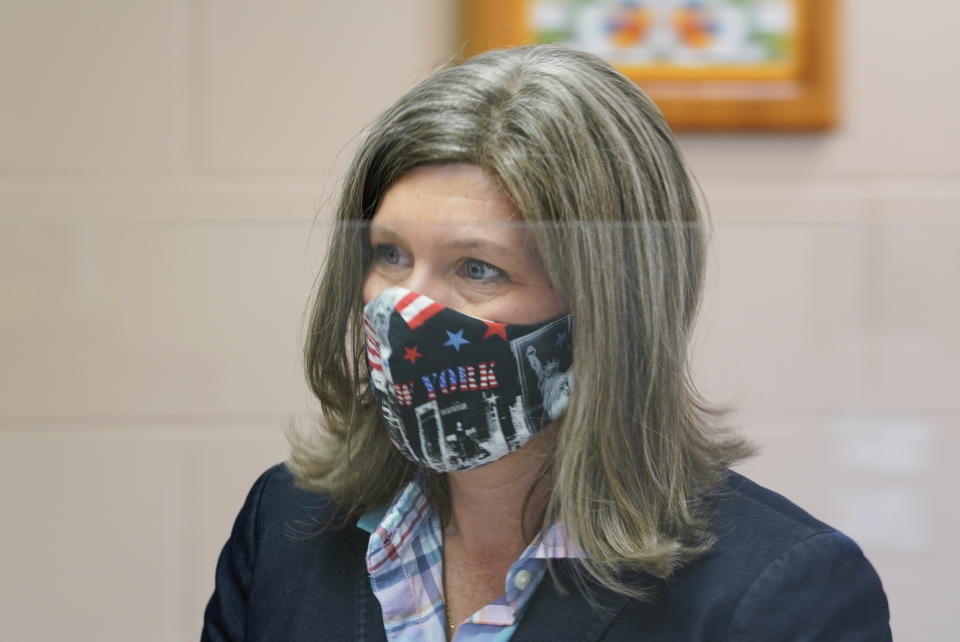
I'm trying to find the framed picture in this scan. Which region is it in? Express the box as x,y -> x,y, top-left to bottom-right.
460,0 -> 838,130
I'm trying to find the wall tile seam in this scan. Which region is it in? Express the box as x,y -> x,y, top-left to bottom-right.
0,427 -> 290,440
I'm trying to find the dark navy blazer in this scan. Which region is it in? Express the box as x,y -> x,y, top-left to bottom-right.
203,464 -> 891,641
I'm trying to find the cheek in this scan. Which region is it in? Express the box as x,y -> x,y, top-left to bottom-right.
362,273 -> 382,305
510,289 -> 568,324
544,287 -> 569,319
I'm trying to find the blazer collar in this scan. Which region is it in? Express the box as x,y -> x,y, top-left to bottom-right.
511,561 -> 630,642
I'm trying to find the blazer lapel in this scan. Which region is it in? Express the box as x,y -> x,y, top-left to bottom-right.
511,561 -> 629,642
351,527 -> 388,642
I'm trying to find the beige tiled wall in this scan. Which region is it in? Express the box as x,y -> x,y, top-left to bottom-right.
1,1 -> 956,639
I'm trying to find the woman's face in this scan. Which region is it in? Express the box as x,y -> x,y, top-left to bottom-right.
362,163 -> 567,324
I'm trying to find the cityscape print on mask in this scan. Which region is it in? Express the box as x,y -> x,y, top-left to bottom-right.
364,287 -> 573,473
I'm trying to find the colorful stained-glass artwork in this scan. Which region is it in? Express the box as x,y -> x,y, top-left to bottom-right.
528,0 -> 796,68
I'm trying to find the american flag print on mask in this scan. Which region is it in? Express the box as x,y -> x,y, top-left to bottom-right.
362,287 -> 574,473
394,290 -> 444,329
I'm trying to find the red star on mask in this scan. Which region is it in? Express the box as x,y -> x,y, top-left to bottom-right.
482,321 -> 507,341
402,345 -> 423,364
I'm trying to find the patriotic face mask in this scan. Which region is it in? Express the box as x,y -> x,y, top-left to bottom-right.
363,287 -> 573,473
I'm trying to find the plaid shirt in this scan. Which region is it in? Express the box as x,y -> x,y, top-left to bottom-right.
357,476 -> 579,641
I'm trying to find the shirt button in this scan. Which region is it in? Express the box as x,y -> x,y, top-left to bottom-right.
513,569 -> 532,591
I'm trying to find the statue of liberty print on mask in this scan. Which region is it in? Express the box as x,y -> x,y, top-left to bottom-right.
514,319 -> 575,425
363,287 -> 573,473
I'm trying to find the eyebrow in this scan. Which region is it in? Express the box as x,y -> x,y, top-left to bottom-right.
369,223 -> 525,263
442,238 -> 519,261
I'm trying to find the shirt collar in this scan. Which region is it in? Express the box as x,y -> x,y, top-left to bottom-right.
357,504 -> 388,534
357,477 -> 583,560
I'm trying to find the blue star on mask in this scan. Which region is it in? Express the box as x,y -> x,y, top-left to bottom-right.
443,329 -> 470,352
555,329 -> 568,346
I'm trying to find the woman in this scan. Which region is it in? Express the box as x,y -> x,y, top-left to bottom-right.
204,45 -> 890,641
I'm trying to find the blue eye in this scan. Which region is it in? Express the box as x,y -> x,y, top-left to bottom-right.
461,259 -> 504,282
373,244 -> 406,267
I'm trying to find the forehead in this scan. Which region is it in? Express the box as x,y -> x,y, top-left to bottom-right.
372,163 -> 520,231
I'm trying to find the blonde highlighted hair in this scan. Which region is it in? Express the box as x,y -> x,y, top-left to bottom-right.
288,44 -> 751,598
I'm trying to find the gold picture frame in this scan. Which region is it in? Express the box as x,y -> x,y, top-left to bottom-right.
460,0 -> 838,131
